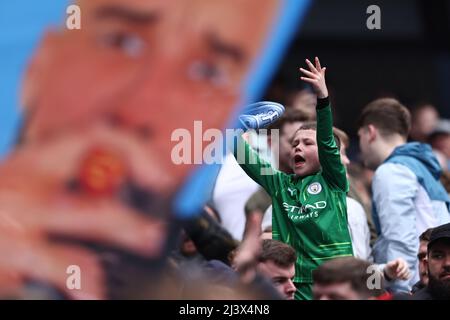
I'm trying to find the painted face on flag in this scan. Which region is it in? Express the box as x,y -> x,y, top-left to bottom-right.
1,0 -> 297,299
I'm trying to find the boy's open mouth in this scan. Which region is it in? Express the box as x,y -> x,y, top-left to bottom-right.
294,154 -> 306,167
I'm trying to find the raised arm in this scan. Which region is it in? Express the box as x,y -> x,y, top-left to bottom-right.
300,57 -> 348,191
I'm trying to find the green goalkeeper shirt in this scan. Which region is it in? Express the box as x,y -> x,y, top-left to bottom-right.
233,99 -> 353,283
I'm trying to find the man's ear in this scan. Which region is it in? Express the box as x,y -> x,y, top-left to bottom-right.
367,124 -> 378,143
20,30 -> 59,112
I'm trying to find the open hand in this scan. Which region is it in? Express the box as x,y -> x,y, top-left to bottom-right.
299,57 -> 328,99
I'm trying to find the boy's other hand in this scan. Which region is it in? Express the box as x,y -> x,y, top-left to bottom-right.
299,57 -> 328,99
238,101 -> 285,130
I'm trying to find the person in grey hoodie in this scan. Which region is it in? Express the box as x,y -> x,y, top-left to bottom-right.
357,98 -> 450,293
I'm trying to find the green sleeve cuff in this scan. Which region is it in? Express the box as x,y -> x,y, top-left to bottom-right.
316,97 -> 330,110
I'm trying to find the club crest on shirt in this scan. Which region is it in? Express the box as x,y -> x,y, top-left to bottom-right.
307,182 -> 322,195
287,187 -> 297,197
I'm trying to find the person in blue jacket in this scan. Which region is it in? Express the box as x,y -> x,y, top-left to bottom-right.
357,97 -> 450,293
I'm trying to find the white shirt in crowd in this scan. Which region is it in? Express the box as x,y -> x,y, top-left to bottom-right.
212,153 -> 260,241
346,197 -> 372,261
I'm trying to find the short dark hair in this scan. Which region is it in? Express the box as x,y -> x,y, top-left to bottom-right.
419,228 -> 434,242
259,239 -> 296,268
293,121 -> 341,149
312,257 -> 384,298
268,109 -> 312,135
357,98 -> 411,139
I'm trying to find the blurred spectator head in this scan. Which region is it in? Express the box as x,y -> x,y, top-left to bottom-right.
178,230 -> 198,258
426,223 -> 450,299
333,127 -> 350,170
357,98 -> 411,170
257,239 -> 296,300
410,103 -> 439,143
312,257 -> 384,300
418,228 -> 434,287
289,88 -> 317,118
429,119 -> 450,161
268,109 -> 312,173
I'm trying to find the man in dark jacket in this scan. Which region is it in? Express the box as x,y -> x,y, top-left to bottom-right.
412,222 -> 450,299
